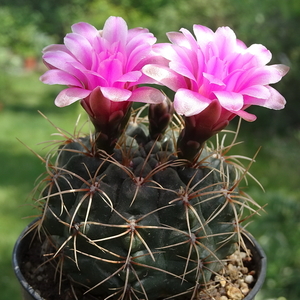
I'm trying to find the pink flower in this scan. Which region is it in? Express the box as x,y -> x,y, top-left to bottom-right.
143,25 -> 289,161
143,25 -> 289,122
40,16 -> 165,110
40,17 -> 166,153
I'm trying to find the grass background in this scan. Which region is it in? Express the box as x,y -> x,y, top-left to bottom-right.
0,70 -> 299,300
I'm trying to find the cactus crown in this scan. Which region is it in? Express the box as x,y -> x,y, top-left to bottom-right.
28,103 -> 261,300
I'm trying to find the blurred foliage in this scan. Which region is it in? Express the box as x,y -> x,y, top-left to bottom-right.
0,6 -> 53,57
1,0 -> 300,299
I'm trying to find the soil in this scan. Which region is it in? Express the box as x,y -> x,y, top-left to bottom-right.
20,232 -> 258,300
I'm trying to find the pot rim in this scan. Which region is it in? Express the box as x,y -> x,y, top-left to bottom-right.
12,219 -> 44,300
242,232 -> 267,300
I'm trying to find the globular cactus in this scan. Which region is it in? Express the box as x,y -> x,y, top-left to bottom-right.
27,14 -> 290,299
34,102 -> 257,300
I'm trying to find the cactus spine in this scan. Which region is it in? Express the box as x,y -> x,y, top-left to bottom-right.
33,103 -> 258,300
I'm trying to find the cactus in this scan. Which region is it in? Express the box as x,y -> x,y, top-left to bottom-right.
31,16 -> 288,299
32,102 -> 259,300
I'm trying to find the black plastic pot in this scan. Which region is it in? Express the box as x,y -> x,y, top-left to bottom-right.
12,220 -> 43,300
13,219 -> 267,300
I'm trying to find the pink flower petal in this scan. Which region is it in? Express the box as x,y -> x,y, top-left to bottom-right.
154,43 -> 197,74
71,22 -> 99,45
193,25 -> 214,48
42,51 -> 78,70
102,16 -> 128,48
263,65 -> 288,84
174,89 -> 211,116
55,88 -> 91,107
234,110 -> 257,122
262,86 -> 286,110
129,86 -> 165,104
180,28 -> 200,50
203,73 -> 225,88
116,71 -> 141,83
97,58 -> 123,85
64,33 -> 93,68
213,27 -> 237,59
246,44 -> 272,65
167,31 -> 190,48
128,27 -> 151,41
168,50 -> 196,80
169,61 -> 196,81
236,39 -> 247,51
126,43 -> 152,71
40,69 -> 82,87
240,85 -> 270,99
100,86 -> 132,102
272,64 -> 290,77
234,67 -> 283,90
152,42 -> 174,59
142,64 -> 188,91
42,44 -> 69,54
226,52 -> 256,72
134,54 -> 169,77
127,31 -> 156,52
205,56 -> 227,80
214,91 -> 244,111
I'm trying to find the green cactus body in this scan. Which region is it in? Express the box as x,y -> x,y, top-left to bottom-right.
39,116 -> 247,300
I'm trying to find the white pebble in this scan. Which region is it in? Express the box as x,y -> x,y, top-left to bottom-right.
244,274 -> 254,284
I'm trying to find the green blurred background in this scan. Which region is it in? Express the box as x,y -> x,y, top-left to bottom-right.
0,0 -> 299,299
